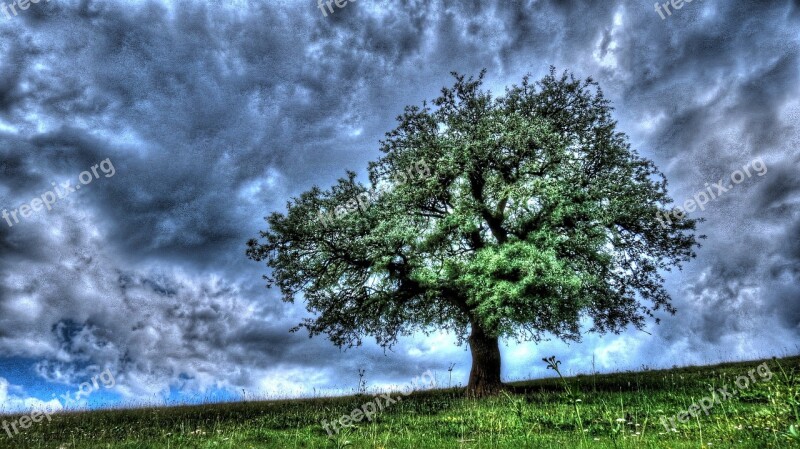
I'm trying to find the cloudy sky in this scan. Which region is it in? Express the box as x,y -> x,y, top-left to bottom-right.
0,0 -> 798,412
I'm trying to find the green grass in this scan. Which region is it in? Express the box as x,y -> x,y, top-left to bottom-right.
2,355 -> 799,448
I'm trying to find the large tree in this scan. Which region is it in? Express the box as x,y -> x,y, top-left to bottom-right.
247,69 -> 701,396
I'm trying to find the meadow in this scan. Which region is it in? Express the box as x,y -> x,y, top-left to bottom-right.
1,355 -> 798,449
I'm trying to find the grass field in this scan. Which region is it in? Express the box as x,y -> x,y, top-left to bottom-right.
1,355 -> 799,449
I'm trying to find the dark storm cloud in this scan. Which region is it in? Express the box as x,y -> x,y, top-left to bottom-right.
601,1 -> 800,351
0,0 -> 798,407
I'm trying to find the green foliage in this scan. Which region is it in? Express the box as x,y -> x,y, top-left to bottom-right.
247,68 -> 701,351
542,356 -> 587,438
770,358 -> 800,443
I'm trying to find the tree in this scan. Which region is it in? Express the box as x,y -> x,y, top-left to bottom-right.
246,68 -> 701,397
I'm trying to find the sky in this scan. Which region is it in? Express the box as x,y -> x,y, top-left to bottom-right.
0,0 -> 799,412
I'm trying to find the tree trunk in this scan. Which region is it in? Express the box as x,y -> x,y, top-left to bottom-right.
466,323 -> 504,397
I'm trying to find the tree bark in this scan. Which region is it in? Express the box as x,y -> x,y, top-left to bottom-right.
466,322 -> 505,397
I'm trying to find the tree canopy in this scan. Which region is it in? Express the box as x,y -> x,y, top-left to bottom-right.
247,68 -> 701,395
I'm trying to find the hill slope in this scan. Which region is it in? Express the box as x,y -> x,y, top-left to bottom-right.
1,355 -> 798,448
